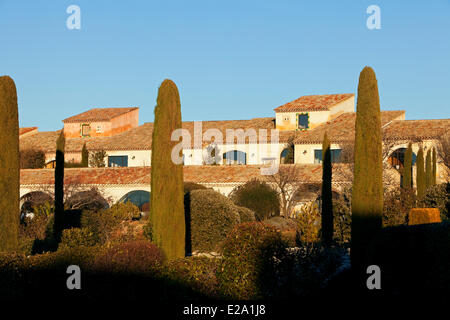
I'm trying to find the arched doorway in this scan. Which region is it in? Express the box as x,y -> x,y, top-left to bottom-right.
119,190 -> 150,212
20,191 -> 53,218
280,147 -> 294,164
223,150 -> 247,165
388,148 -> 417,169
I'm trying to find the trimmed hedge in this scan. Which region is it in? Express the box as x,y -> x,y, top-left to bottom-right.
408,208 -> 441,225
188,189 -> 240,253
165,256 -> 220,298
60,228 -> 97,249
216,222 -> 287,299
184,182 -> 207,194
93,240 -> 164,274
368,221 -> 450,294
108,201 -> 141,221
229,179 -> 280,221
236,206 -> 256,223
80,210 -> 121,245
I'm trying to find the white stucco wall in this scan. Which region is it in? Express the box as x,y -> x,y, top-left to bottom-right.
105,150 -> 151,167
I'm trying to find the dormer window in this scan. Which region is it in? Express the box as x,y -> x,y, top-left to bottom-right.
297,113 -> 309,130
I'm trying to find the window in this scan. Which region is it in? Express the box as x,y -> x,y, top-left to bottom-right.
81,124 -> 91,137
96,125 -> 102,133
108,155 -> 128,167
314,149 -> 342,164
284,116 -> 290,121
298,113 -> 309,130
223,150 -> 247,165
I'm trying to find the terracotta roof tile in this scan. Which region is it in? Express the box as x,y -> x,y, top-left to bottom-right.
19,127 -> 38,136
274,94 -> 354,113
20,164 -> 351,186
294,110 -> 406,144
383,119 -> 450,141
62,107 -> 138,123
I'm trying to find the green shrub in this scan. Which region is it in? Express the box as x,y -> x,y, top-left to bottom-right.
80,210 -> 121,244
166,257 -> 220,298
229,179 -> 280,221
188,189 -> 240,253
108,201 -> 141,221
0,253 -> 28,297
333,188 -> 352,245
20,149 -> 45,169
29,245 -> 100,271
93,240 -> 164,274
294,202 -> 321,245
89,150 -> 107,168
216,222 -> 287,299
184,182 -> 207,194
59,228 -> 97,249
419,182 -> 449,221
17,237 -> 35,255
143,220 -> 153,242
383,187 -> 417,227
236,206 -> 256,223
19,207 -> 52,241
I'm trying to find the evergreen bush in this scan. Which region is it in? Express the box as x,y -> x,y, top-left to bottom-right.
229,179 -> 280,221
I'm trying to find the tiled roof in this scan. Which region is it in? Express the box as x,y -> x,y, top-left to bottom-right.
19,127 -> 38,137
383,119 -> 450,141
20,117 -> 298,153
274,94 -> 354,113
19,130 -> 111,153
62,107 -> 138,123
294,110 -> 406,144
20,164 -> 351,186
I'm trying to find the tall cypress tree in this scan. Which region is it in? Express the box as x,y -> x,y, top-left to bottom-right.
0,76 -> 19,252
425,149 -> 432,190
54,131 -> 65,242
81,143 -> 89,167
402,142 -> 413,189
432,147 -> 437,185
351,67 -> 383,283
150,79 -> 185,260
416,146 -> 425,198
321,132 -> 333,246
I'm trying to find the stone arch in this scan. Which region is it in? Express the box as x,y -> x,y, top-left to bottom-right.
20,191 -> 53,215
118,190 -> 150,212
388,147 -> 417,169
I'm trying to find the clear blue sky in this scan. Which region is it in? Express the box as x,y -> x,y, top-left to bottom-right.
1,0 -> 449,131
